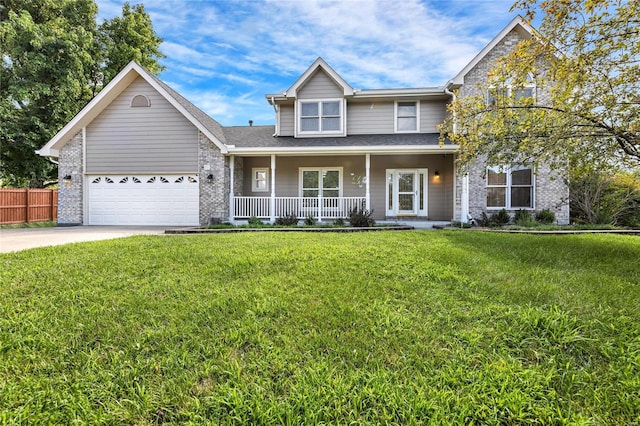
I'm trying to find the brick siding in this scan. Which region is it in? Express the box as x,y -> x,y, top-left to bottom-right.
57,131 -> 83,225
455,28 -> 570,224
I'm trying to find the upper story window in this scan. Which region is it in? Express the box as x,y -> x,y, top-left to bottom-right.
297,99 -> 343,135
395,101 -> 419,133
487,74 -> 535,106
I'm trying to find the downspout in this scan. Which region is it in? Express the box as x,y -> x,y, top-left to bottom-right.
270,96 -> 279,137
444,82 -> 456,134
445,82 -> 469,223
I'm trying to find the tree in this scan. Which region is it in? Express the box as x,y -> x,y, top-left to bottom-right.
0,0 -> 164,187
1,0 -> 98,187
98,2 -> 165,84
440,0 -> 640,171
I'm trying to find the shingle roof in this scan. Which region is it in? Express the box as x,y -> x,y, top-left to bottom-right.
223,126 -> 448,148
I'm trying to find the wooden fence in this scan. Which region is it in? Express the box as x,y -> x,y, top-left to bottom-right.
0,189 -> 58,224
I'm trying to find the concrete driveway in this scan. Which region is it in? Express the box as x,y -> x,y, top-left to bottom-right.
0,226 -> 167,253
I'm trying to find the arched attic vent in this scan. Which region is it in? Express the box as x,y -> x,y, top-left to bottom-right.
130,94 -> 151,107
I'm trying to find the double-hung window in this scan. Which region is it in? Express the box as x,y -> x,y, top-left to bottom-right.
487,74 -> 535,106
299,100 -> 342,134
252,168 -> 269,192
299,168 -> 342,210
395,101 -> 419,132
487,165 -> 534,209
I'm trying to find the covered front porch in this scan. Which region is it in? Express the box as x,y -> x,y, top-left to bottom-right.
227,152 -> 456,223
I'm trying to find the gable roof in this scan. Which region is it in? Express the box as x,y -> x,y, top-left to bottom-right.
37,61 -> 228,158
283,57 -> 354,98
448,15 -> 535,88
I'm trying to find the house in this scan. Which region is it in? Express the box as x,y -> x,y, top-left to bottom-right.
37,16 -> 569,227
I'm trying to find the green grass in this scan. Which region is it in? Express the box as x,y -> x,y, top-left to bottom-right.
1,232 -> 639,424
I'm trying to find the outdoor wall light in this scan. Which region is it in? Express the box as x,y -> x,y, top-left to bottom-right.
63,174 -> 72,181
434,170 -> 440,179
207,174 -> 214,180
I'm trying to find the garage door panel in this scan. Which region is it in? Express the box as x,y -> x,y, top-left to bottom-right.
88,175 -> 199,226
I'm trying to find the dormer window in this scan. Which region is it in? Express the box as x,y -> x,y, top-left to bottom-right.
297,99 -> 343,135
395,101 -> 419,133
131,94 -> 151,107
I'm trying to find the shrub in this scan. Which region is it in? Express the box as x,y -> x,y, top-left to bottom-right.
348,202 -> 375,227
275,214 -> 298,226
570,168 -> 640,226
535,209 -> 556,224
476,212 -> 491,227
334,217 -> 345,227
248,216 -> 263,226
475,210 -> 510,227
514,209 -> 535,226
304,215 -> 317,226
492,208 -> 511,226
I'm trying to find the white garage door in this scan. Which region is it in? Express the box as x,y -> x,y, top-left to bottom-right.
87,175 -> 199,226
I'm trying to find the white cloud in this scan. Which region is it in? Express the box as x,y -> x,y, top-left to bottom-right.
95,0 -> 520,125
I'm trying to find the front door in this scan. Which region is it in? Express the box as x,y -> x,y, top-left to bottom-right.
386,169 -> 428,217
396,171 -> 418,215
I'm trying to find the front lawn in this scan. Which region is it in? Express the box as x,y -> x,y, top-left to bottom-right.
1,232 -> 639,424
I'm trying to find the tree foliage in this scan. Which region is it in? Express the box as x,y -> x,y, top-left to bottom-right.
570,167 -> 640,226
0,0 -> 164,187
441,0 -> 640,171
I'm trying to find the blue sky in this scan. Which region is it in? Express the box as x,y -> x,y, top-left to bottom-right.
96,0 -> 528,126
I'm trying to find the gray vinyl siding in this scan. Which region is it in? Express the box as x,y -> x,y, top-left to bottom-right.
297,69 -> 344,99
420,100 -> 448,133
86,77 -> 198,174
347,102 -> 394,134
370,154 -> 454,220
241,154 -> 454,220
347,100 -> 447,135
279,104 -> 294,136
242,156 -> 365,197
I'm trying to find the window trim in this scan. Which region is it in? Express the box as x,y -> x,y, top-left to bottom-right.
298,167 -> 343,198
251,167 -> 269,193
487,73 -> 536,106
486,165 -> 535,210
295,98 -> 345,137
394,100 -> 420,133
130,94 -> 151,108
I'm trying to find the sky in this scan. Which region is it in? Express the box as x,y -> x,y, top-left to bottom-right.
95,0 -> 529,127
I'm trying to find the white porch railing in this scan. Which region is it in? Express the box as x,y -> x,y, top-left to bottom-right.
234,196 -> 366,220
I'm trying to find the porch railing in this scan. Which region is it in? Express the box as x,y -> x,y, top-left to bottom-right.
234,196 -> 366,221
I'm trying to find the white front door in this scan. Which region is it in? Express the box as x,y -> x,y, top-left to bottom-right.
396,171 -> 418,215
386,169 -> 428,217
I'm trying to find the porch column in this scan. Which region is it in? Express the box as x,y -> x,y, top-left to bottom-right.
229,155 -> 235,223
461,173 -> 470,223
365,153 -> 371,210
270,154 -> 276,222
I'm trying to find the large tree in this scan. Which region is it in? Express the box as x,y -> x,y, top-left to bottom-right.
440,0 -> 640,171
0,0 -> 164,187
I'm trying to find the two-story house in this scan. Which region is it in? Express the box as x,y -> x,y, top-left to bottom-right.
37,16 -> 569,226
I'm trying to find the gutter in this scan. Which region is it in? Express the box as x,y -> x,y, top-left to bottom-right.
227,144 -> 460,156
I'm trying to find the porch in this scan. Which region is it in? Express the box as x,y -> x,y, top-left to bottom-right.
234,196 -> 366,221
226,152 -> 456,223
